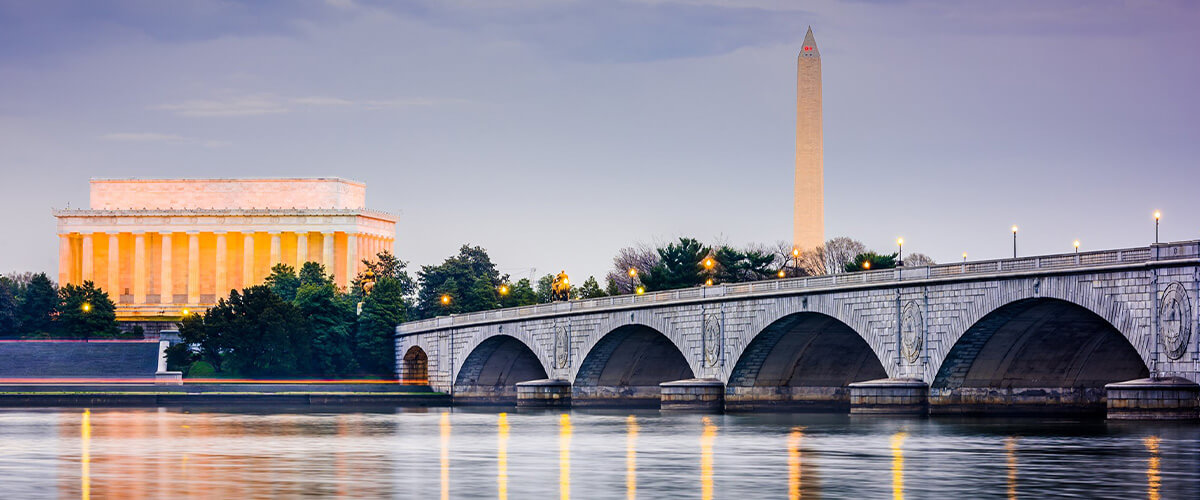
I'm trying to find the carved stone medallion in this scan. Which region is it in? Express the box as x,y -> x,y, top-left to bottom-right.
1159,282 -> 1192,361
703,312 -> 722,367
553,324 -> 570,369
900,301 -> 924,364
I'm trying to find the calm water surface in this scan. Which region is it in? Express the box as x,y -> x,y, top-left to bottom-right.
0,407 -> 1196,499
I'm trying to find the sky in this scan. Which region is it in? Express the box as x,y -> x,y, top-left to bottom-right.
2,0 -> 1199,283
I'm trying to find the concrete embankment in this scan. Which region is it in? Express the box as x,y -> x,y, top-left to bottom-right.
0,383 -> 449,407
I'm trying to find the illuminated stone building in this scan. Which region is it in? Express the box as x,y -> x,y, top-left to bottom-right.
53,178 -> 397,322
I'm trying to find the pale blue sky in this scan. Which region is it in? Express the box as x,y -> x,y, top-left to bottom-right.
2,0 -> 1198,282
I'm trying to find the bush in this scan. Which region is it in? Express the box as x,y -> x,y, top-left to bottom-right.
164,343 -> 194,372
187,360 -> 216,378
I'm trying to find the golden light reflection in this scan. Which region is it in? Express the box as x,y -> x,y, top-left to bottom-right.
559,413 -> 572,500
626,415 -> 638,500
891,431 -> 907,500
1005,436 -> 1018,499
787,427 -> 804,500
440,412 -> 451,500
1144,436 -> 1160,500
700,416 -> 717,500
498,413 -> 509,500
81,409 -> 91,500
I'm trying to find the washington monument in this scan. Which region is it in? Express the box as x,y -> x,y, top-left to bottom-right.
794,27 -> 824,251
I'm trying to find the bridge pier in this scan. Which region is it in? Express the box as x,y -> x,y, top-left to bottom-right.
660,379 -> 724,412
1105,377 -> 1200,420
516,379 -> 572,408
849,378 -> 929,415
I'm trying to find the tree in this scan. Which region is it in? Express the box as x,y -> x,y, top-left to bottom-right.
57,281 -> 120,339
822,237 -> 868,275
296,281 -> 357,376
641,237 -> 709,291
264,264 -> 301,302
178,309 -> 221,371
535,273 -> 555,303
415,245 -> 502,318
203,286 -> 309,376
604,276 -> 619,296
845,252 -> 898,273
713,245 -> 778,283
18,273 -> 57,335
500,278 -> 538,307
298,261 -> 334,288
356,277 -> 407,375
576,276 -> 606,299
903,253 -> 936,267
0,277 -> 18,333
605,244 -> 660,294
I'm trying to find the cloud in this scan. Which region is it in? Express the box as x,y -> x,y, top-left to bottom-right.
101,132 -> 229,148
155,94 -> 466,116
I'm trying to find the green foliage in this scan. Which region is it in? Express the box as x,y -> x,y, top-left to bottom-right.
353,251 -> 416,299
296,281 -> 357,376
604,276 -> 619,296
642,237 -> 709,291
187,360 -> 216,378
299,262 -> 334,288
415,245 -> 503,318
164,343 -> 195,372
845,252 -> 898,272
576,276 -> 606,299
0,277 -> 18,333
712,246 -> 778,283
178,311 -> 221,372
264,264 -> 301,302
57,281 -> 120,339
201,286 -> 311,376
356,277 -> 407,375
18,273 -> 57,335
535,274 -> 555,303
500,278 -> 538,308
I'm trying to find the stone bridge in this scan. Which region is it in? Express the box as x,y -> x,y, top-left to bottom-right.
395,242 -> 1200,418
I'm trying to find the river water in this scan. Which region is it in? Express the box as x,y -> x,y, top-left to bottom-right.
0,407 -> 1196,499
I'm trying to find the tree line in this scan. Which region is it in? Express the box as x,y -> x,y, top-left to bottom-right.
0,272 -> 123,339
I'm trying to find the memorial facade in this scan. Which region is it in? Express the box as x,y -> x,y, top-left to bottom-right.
53,178 -> 397,321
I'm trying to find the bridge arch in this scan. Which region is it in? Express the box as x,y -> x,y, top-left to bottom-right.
452,329 -> 552,403
399,345 -> 429,385
932,296 -> 1148,412
726,311 -> 889,410
572,321 -> 695,407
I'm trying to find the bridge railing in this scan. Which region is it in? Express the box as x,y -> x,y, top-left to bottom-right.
398,240 -> 1200,333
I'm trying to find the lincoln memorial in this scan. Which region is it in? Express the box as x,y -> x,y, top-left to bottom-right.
53,178 -> 397,321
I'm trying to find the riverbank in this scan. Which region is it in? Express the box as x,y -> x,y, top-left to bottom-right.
0,382 -> 449,407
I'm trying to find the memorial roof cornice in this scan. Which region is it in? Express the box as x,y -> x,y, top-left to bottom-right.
89,176 -> 366,186
52,207 -> 398,221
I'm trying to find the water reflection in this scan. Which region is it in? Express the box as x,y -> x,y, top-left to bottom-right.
80,409 -> 90,500
891,431 -> 907,500
498,413 -> 509,500
1005,436 -> 1018,499
559,413 -> 572,500
1145,436 -> 1160,500
440,412 -> 450,500
626,415 -> 638,500
700,416 -> 717,500
787,427 -> 803,500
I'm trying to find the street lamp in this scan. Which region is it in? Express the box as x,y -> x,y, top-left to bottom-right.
863,260 -> 871,270
181,308 -> 190,316
628,267 -> 641,295
897,238 -> 904,267
777,270 -> 786,279
705,278 -> 714,287
1074,240 -> 1080,254
440,294 -> 451,306
82,302 -> 91,313
1154,211 -> 1161,243
499,284 -> 510,296
1011,225 -> 1019,258
635,286 -> 645,295
703,258 -> 715,270
962,252 -> 968,263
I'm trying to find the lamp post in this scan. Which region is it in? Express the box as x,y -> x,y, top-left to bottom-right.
82,302 -> 91,313
628,267 -> 640,295
1011,225 -> 1019,258
1154,211 -> 1161,244
1074,240 -> 1080,254
440,294 -> 451,307
777,270 -> 786,279
863,260 -> 871,271
896,238 -> 904,267
962,252 -> 968,263
791,247 -> 801,275
499,284 -> 510,297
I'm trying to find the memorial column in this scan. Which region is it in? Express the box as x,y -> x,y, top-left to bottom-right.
81,233 -> 94,282
160,232 -> 173,304
269,232 -> 282,268
296,232 -> 309,265
215,232 -> 228,299
108,234 -> 120,298
187,231 -> 200,304
134,232 -> 147,304
344,233 -> 358,288
243,233 -> 256,287
58,234 -> 72,286
322,232 -> 335,275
